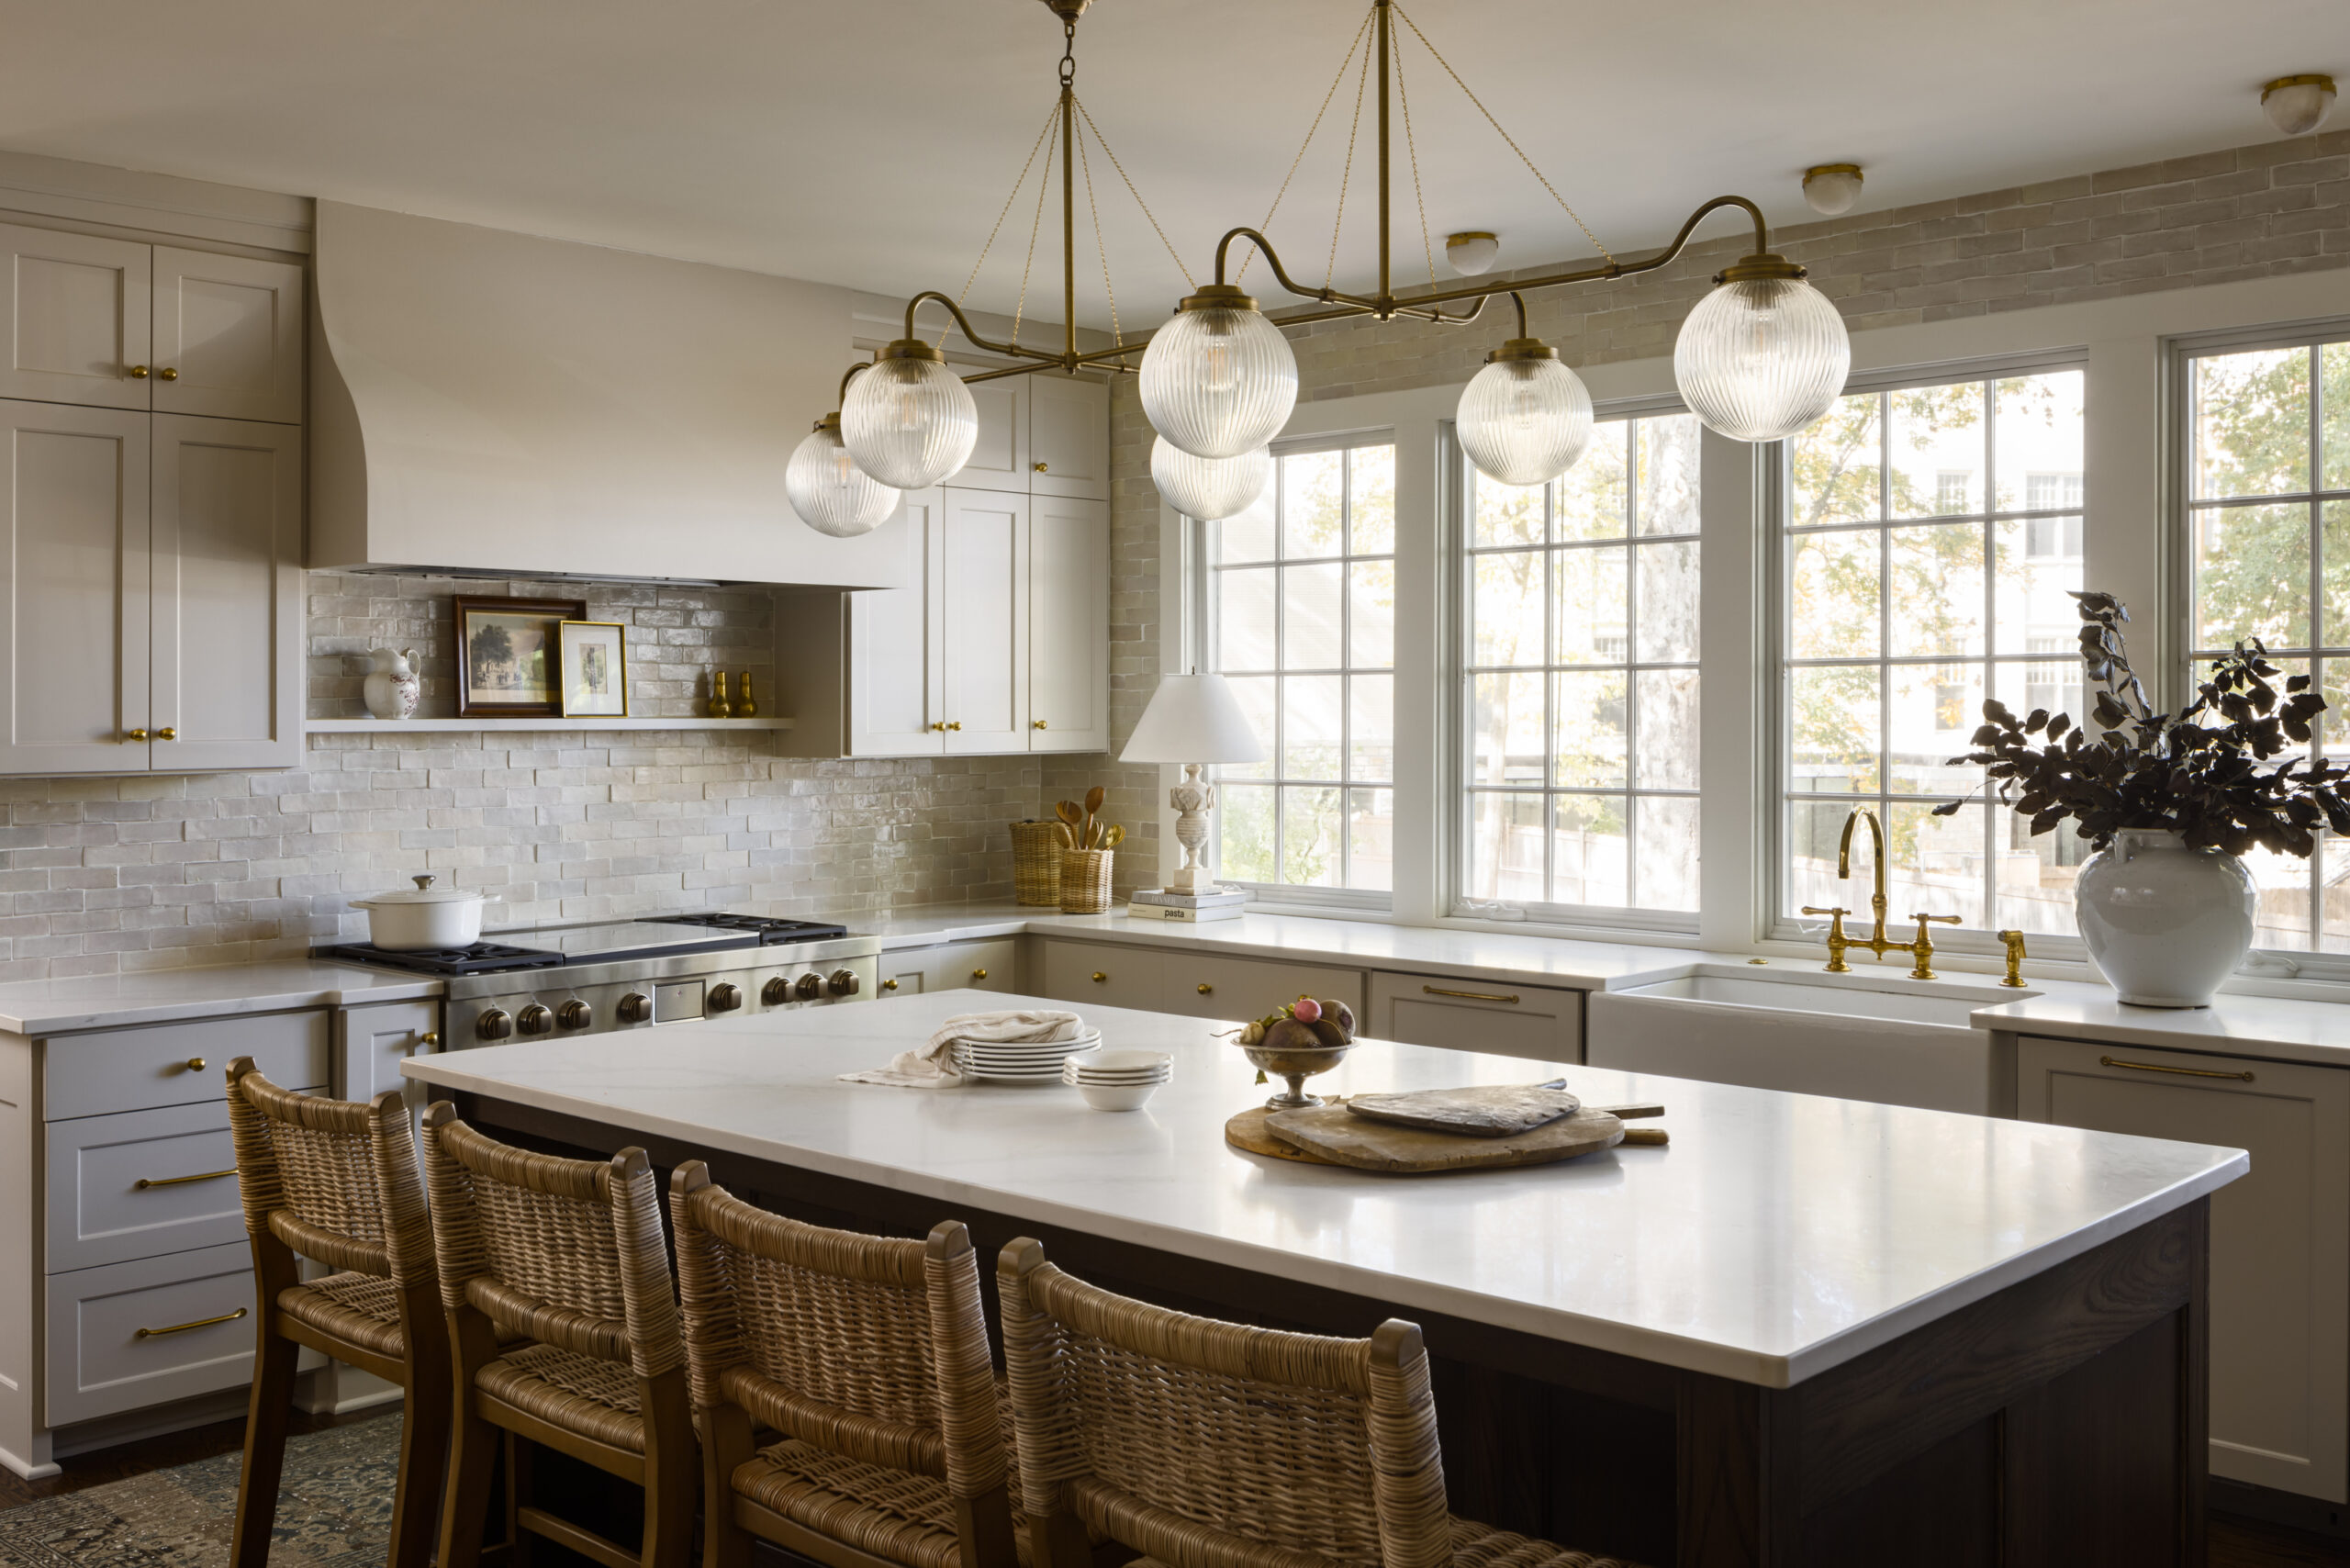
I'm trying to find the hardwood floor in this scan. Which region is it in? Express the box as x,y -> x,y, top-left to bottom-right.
2,1408 -> 2344,1567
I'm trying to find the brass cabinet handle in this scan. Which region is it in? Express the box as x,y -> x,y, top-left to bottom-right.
137,1306 -> 244,1338
930,722 -> 946,732
1034,461 -> 1048,472
881,978 -> 900,991
1422,984 -> 1519,1004
124,728 -> 149,742
183,1057 -> 207,1072
972,969 -> 989,980
1197,982 -> 1213,994
158,367 -> 178,381
135,1168 -> 233,1190
127,364 -> 149,378
1091,971 -> 1107,983
419,1032 -> 440,1047
1034,719 -> 1048,729
156,727 -> 176,740
2098,1054 -> 2255,1083
946,722 -> 963,731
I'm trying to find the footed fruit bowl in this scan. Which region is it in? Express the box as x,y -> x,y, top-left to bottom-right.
1235,996 -> 1357,1109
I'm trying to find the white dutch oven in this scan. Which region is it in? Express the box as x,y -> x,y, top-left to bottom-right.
351,875 -> 498,950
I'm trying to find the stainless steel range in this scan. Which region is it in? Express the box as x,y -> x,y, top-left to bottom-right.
319,914 -> 882,1047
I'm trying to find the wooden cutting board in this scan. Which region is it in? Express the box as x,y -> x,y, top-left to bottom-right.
1224,1099 -> 1669,1171
1345,1082 -> 1582,1137
1265,1102 -> 1628,1173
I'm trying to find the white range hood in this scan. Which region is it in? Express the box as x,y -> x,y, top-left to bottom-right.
308,200 -> 905,588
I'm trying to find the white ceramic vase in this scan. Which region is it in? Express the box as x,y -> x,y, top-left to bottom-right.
363,647 -> 420,721
2074,827 -> 2257,1008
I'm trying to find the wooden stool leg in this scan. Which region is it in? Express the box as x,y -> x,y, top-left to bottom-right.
642,1370 -> 695,1568
507,1429 -> 535,1568
388,1316 -> 452,1568
229,1318 -> 299,1568
438,1312 -> 502,1568
702,1403 -> 753,1568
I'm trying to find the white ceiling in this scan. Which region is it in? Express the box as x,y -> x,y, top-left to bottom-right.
0,0 -> 2337,327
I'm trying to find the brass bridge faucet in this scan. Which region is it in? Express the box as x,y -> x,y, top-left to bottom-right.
1800,806 -> 1961,980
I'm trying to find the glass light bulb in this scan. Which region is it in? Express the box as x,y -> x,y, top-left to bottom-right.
786,419 -> 900,538
1140,293 -> 1298,459
1673,274 -> 1851,442
1456,353 -> 1593,486
1150,437 -> 1271,521
841,346 -> 979,489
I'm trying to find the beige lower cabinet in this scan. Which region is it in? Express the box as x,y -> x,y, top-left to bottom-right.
2017,1035 -> 2349,1503
1156,951 -> 1365,1023
1370,972 -> 1583,1065
1037,938 -> 1162,1012
878,939 -> 1021,999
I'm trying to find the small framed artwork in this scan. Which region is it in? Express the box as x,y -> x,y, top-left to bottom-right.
558,621 -> 630,718
453,595 -> 585,717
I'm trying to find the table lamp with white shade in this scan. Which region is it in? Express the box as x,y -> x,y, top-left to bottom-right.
1120,672 -> 1264,900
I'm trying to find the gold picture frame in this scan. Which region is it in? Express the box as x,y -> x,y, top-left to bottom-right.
557,621 -> 629,719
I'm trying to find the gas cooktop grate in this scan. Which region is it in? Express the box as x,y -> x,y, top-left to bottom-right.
315,940 -> 566,977
644,913 -> 851,944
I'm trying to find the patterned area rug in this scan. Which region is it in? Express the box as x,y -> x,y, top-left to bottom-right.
0,1415 -> 400,1566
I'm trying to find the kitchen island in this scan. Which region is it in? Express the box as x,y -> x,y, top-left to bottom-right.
408,990 -> 2244,1567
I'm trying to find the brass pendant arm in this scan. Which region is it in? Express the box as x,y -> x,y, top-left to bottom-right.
901,289 -> 1067,364
838,361 -> 874,404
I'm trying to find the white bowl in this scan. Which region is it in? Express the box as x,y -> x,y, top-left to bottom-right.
1072,1049 -> 1169,1075
1079,1080 -> 1162,1112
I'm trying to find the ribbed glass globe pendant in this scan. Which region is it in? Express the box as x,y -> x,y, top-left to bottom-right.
1140,285 -> 1298,459
841,339 -> 980,489
1150,437 -> 1271,521
1457,341 -> 1594,486
787,414 -> 901,538
1673,257 -> 1851,442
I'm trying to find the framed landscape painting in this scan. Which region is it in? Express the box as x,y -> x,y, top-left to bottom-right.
453,595 -> 585,717
558,621 -> 629,718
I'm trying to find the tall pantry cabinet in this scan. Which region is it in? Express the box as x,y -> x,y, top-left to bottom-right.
778,371 -> 1113,757
0,221 -> 305,774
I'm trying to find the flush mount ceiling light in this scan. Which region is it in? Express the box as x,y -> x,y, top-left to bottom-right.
1150,437 -> 1272,521
788,366 -> 901,537
1456,293 -> 1592,485
2263,73 -> 2337,136
1446,230 -> 1500,275
1802,163 -> 1864,217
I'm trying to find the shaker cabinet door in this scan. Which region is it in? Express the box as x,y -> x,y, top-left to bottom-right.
940,488 -> 1028,752
150,249 -> 303,425
1027,375 -> 1109,499
0,224 -> 151,412
1027,495 -> 1109,752
848,487 -> 946,756
948,378 -> 1031,494
0,399 -> 151,772
149,415 -> 302,771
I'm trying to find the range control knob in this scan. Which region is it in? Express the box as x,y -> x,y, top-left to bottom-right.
557,1000 -> 593,1030
616,992 -> 653,1025
761,976 -> 792,1006
827,969 -> 862,998
516,1003 -> 554,1036
793,972 -> 825,1002
476,1008 -> 513,1041
709,982 -> 744,1013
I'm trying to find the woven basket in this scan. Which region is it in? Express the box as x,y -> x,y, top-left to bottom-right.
1058,848 -> 1113,914
1012,821 -> 1063,906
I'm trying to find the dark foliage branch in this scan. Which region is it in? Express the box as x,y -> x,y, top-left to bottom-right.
1934,591 -> 2350,857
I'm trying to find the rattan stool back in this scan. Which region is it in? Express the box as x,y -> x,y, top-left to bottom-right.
224,1060 -> 447,1568
420,1103 -> 692,1568
670,1161 -> 1019,1568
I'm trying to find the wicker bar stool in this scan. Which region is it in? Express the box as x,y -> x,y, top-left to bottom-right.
669,1161 -> 1021,1568
224,1058 -> 451,1568
420,1102 -> 695,1568
996,1238 -> 1635,1568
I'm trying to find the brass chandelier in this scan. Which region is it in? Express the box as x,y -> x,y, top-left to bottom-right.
788,0 -> 1852,535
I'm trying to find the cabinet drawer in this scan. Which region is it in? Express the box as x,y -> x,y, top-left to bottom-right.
1038,941 -> 1161,1012
1371,973 -> 1583,1066
46,1009 -> 328,1121
880,939 -> 1020,999
1158,952 -> 1365,1023
46,1239 -> 319,1427
46,1098 -> 296,1271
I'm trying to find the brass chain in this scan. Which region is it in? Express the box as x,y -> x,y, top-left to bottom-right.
940,97 -> 1061,349
1326,17 -> 1376,291
1073,110 -> 1121,345
1074,96 -> 1192,291
1391,3 -> 1616,265
1392,15 -> 1437,293
1239,7 -> 1371,287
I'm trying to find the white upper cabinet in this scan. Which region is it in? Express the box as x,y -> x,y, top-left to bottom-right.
149,416 -> 302,770
1028,375 -> 1110,500
151,249 -> 302,425
953,378 -> 1030,494
1027,495 -> 1109,751
0,224 -> 151,413
941,489 -> 1029,752
848,488 -> 946,756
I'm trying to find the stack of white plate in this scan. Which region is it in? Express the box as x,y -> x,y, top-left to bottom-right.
1062,1049 -> 1173,1111
950,1028 -> 1101,1082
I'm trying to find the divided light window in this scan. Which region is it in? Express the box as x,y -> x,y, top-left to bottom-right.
2185,332 -> 2350,952
1206,438 -> 1396,899
1462,412 -> 1703,924
1781,367 -> 2086,937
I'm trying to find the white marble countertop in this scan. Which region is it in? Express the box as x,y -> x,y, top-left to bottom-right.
0,960 -> 443,1036
404,988 -> 2244,1388
1973,989 -> 2350,1069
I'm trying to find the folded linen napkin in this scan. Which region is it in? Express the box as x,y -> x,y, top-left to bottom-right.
839,1009 -> 1090,1089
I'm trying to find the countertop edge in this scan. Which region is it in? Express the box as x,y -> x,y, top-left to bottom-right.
1,975 -> 446,1036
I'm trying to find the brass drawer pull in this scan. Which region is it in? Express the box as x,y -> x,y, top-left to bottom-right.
183,1057 -> 207,1072
2098,1055 -> 2255,1083
137,1306 -> 245,1339
158,366 -> 178,381
1091,971 -> 1107,983
1422,984 -> 1520,1004
127,364 -> 148,378
881,978 -> 900,991
972,969 -> 990,980
1197,982 -> 1213,994
1034,461 -> 1048,473
135,1168 -> 234,1190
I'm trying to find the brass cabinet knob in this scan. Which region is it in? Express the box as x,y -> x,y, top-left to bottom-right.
184,1057 -> 207,1072
881,977 -> 900,991
125,728 -> 148,742
946,721 -> 963,731
158,367 -> 178,381
971,968 -> 989,980
127,364 -> 148,378
1033,461 -> 1048,472
1033,719 -> 1048,729
930,722 -> 946,732
156,727 -> 175,741
419,1032 -> 440,1047
1091,971 -> 1107,983
1197,982 -> 1213,995
556,1001 -> 592,1030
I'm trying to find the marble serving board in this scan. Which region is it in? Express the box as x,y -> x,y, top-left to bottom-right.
1345,1081 -> 1582,1137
